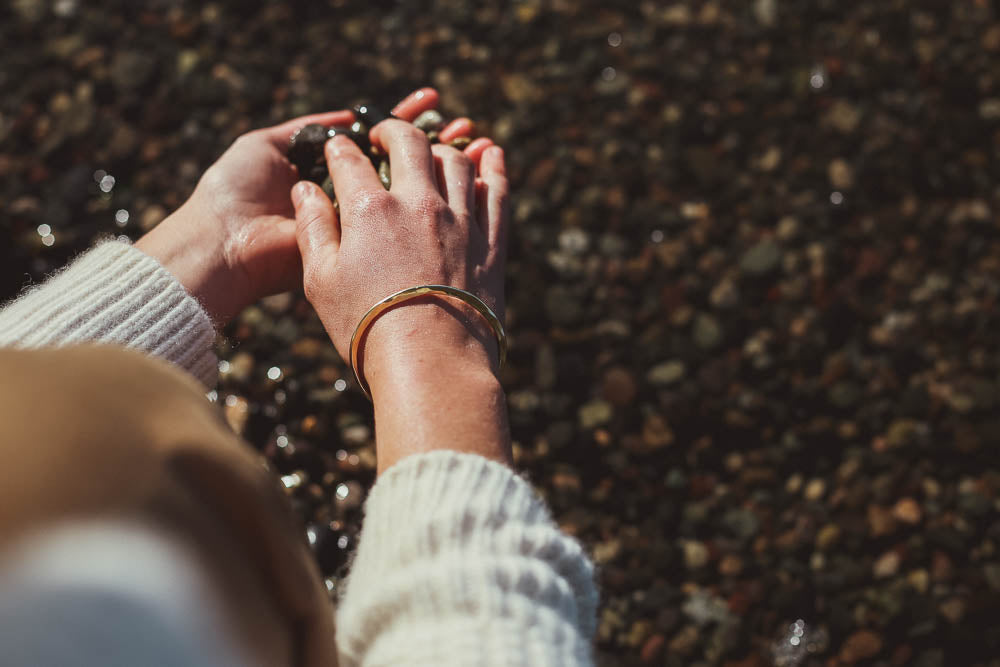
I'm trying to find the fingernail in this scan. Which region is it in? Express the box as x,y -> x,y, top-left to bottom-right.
292,181 -> 311,205
326,133 -> 350,156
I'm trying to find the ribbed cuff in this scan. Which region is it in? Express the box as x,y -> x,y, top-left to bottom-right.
0,240 -> 218,387
336,450 -> 598,666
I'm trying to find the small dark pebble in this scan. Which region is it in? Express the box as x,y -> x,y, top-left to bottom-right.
353,103 -> 388,126
309,521 -> 354,574
287,123 -> 330,183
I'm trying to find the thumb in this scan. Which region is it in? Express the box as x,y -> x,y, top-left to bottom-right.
291,180 -> 340,265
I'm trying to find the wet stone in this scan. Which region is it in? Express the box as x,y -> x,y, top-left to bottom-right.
740,240 -> 781,275
413,109 -> 445,132
378,160 -> 392,190
693,313 -> 723,349
648,360 -> 686,386
288,123 -> 331,183
353,103 -> 388,126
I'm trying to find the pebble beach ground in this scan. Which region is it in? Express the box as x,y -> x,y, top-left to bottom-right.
3,1 -> 1000,664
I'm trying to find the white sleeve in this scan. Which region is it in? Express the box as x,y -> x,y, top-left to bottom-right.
0,240 -> 218,386
336,450 -> 598,666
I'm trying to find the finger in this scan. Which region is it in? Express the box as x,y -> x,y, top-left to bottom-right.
325,134 -> 383,211
291,181 -> 340,262
390,87 -> 439,122
479,146 -> 509,252
464,137 -> 494,169
261,110 -> 356,149
431,144 -> 475,216
371,119 -> 436,192
438,117 -> 474,144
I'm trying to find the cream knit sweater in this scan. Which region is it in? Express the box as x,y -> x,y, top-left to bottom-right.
0,241 -> 598,666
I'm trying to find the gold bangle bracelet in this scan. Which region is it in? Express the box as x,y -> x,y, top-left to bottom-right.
348,285 -> 508,401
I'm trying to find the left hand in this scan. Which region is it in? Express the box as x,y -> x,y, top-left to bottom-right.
136,87 -> 471,326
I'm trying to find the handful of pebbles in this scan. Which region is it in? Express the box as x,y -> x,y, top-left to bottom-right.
287,104 -> 472,204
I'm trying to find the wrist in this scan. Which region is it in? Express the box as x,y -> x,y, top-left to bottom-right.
135,206 -> 245,327
358,304 -> 510,473
358,298 -> 500,396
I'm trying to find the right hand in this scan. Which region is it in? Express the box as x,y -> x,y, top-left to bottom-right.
291,119 -> 509,390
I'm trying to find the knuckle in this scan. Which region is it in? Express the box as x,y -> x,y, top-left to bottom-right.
349,190 -> 389,219
435,144 -> 472,169
410,191 -> 447,218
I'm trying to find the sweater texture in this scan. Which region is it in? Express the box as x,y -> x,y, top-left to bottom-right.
0,240 -> 218,386
0,241 -> 598,665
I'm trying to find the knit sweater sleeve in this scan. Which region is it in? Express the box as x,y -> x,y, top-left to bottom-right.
0,240 -> 218,387
335,450 -> 598,667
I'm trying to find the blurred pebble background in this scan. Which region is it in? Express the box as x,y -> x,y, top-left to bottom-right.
3,0 -> 1000,664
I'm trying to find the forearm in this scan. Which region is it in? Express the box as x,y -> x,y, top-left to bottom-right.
363,300 -> 511,474
135,206 -> 237,329
336,306 -> 601,665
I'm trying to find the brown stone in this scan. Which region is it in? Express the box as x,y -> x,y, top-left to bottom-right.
602,366 -> 637,406
892,497 -> 922,524
868,504 -> 897,537
839,629 -> 883,663
640,634 -> 665,663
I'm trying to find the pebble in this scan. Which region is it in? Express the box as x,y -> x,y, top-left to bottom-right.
642,414 -> 675,450
109,51 -> 157,90
667,625 -> 700,656
693,313 -> 723,349
647,360 -> 686,386
839,630 -> 883,663
223,395 -> 250,435
938,597 -> 965,624
718,554 -> 743,576
578,400 -> 613,429
287,123 -> 330,183
827,99 -> 862,133
412,109 -> 445,132
816,523 -> 840,550
828,158 -> 854,189
907,569 -> 929,594
640,633 -> 665,663
980,99 -> 1000,120
803,478 -> 826,501
601,366 -> 636,406
892,497 -> 922,524
740,240 -> 781,275
682,540 -> 709,569
753,0 -> 777,26
709,278 -> 739,308
377,160 -> 392,189
873,550 -> 901,578
722,509 -> 760,541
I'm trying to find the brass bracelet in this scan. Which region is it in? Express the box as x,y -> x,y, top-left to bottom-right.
348,285 -> 508,401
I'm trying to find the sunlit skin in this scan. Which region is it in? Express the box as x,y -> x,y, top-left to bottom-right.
137,87 -> 489,327
291,119 -> 511,473
136,86 -> 511,473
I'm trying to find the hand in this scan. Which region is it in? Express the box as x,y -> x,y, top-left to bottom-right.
291,120 -> 509,384
135,88 -> 456,326
291,119 -> 511,472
